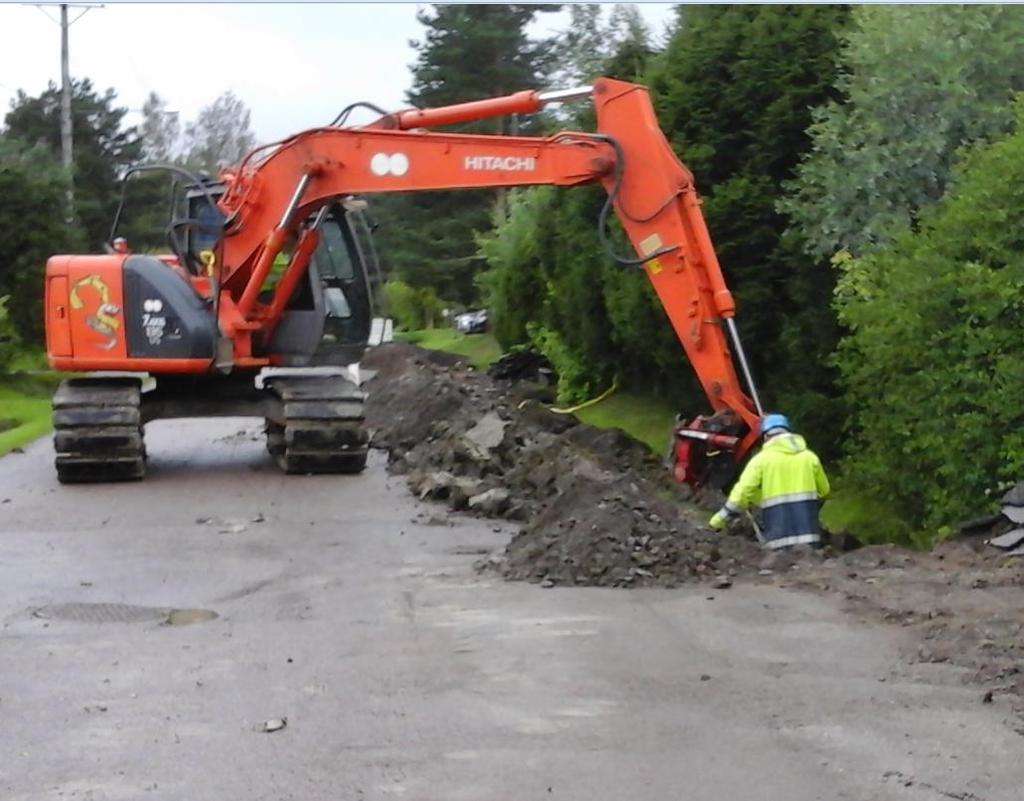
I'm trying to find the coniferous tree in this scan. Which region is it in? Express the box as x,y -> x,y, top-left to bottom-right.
372,4 -> 558,305
480,12 -> 678,404
485,5 -> 851,443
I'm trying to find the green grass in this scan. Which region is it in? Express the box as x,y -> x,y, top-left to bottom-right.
819,483 -> 941,548
8,347 -> 48,372
574,390 -> 678,455
0,372 -> 61,456
395,328 -> 502,371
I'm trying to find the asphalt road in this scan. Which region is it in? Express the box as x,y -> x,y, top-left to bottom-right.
1,419 -> 1021,801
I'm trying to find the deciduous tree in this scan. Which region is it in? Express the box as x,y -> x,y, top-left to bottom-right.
140,91 -> 181,163
783,5 -> 1024,259
183,91 -> 255,176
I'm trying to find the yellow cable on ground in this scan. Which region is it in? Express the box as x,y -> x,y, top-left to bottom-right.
549,381 -> 619,415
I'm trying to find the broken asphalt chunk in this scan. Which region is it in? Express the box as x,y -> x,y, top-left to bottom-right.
1001,482 -> 1024,507
1001,505 -> 1024,525
988,529 -> 1024,550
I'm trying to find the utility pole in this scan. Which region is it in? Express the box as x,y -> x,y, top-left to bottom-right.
59,4 -> 72,180
29,2 -> 103,221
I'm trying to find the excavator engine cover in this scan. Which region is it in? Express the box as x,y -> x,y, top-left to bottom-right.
122,256 -> 218,359
46,254 -> 217,373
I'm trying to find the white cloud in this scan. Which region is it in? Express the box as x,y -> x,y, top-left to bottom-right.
0,2 -> 675,143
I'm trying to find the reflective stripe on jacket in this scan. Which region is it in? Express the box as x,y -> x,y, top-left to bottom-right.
724,432 -> 830,547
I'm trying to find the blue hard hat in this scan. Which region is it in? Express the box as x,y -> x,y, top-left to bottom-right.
759,413 -> 791,436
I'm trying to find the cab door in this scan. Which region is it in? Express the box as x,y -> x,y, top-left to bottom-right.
308,209 -> 373,365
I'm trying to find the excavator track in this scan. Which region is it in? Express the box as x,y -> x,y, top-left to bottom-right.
52,377 -> 146,484
264,375 -> 367,475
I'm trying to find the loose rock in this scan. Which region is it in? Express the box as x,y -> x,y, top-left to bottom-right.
468,488 -> 511,516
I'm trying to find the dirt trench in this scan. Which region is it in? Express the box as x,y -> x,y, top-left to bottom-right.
363,342 -> 1024,720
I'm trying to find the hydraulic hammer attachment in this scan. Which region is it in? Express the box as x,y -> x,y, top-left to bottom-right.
671,411 -> 748,490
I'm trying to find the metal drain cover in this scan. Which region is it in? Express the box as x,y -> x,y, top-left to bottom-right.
32,602 -> 214,624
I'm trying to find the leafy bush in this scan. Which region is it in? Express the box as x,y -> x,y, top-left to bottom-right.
382,280 -> 447,331
835,102 -> 1024,528
480,185 -> 695,405
475,189 -> 546,348
526,323 -> 597,404
0,137 -> 85,343
0,295 -> 21,371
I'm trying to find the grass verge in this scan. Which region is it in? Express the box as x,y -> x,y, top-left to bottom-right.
819,483 -> 939,548
0,373 -> 61,456
8,348 -> 48,372
574,390 -> 677,455
395,329 -> 502,371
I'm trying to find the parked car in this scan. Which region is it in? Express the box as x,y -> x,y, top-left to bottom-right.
454,309 -> 489,334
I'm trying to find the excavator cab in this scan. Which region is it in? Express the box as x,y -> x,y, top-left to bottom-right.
268,201 -> 381,367
183,187 -> 386,366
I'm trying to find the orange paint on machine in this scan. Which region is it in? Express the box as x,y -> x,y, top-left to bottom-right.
46,255 -> 128,362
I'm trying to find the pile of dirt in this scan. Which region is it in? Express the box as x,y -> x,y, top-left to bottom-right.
365,343 -> 769,587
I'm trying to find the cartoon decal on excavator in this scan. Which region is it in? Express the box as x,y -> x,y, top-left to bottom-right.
69,274 -> 121,351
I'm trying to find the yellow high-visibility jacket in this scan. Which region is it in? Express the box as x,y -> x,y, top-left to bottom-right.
724,432 -> 830,547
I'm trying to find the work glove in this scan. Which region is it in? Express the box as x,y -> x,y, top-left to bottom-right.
709,511 -> 729,531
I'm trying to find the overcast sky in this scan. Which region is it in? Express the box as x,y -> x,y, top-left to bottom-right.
0,3 -> 676,143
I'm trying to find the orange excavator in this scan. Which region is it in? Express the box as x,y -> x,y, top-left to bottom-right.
43,78 -> 763,485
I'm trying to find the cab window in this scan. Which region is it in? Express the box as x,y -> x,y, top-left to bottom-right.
313,219 -> 356,281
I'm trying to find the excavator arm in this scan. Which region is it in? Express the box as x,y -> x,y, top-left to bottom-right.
215,77 -> 763,481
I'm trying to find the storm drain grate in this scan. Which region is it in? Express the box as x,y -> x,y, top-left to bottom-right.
33,602 -> 217,625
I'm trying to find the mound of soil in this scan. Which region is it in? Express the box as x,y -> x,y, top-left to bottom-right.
364,343 -> 767,587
